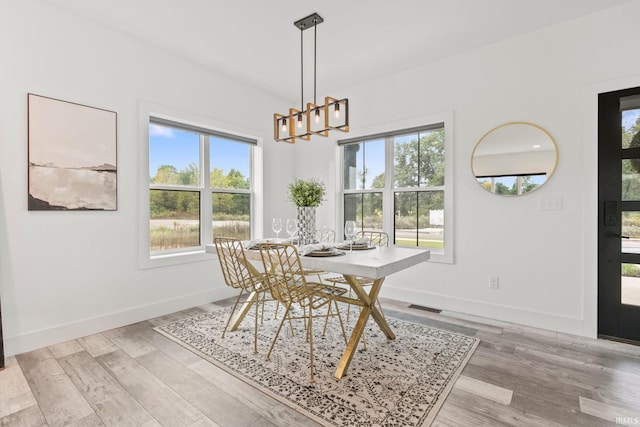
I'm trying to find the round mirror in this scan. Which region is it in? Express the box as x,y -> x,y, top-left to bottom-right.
471,122 -> 558,196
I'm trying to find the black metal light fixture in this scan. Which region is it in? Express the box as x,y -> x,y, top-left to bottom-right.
274,13 -> 349,143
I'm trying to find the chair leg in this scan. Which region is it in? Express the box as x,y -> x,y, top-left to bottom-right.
304,308 -> 311,343
274,300 -> 280,318
376,298 -> 387,321
320,299 -> 347,345
361,315 -> 367,350
288,315 -> 296,336
222,289 -> 245,339
321,299 -> 333,336
253,293 -> 260,354
301,305 -> 310,337
308,301 -> 315,383
259,292 -> 266,325
271,298 -> 294,336
266,302 -> 292,361
334,300 -> 348,345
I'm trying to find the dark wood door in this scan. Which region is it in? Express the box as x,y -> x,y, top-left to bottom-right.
0,296 -> 4,369
598,86 -> 640,343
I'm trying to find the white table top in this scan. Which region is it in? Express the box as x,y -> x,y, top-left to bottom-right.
206,243 -> 429,279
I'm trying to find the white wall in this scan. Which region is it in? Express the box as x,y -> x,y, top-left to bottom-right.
293,2 -> 640,336
1,1 -> 639,357
0,0 -> 294,356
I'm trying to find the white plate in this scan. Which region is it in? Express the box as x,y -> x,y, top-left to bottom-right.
306,249 -> 345,257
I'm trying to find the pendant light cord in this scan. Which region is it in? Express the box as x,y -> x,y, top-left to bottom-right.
300,24 -> 304,111
313,19 -> 317,104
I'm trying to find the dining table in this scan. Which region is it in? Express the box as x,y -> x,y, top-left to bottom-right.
205,241 -> 430,379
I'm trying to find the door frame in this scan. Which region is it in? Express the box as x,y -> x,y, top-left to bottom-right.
582,76 -> 640,339
598,85 -> 640,342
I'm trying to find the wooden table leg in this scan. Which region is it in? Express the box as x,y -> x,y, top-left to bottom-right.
367,278 -> 395,339
227,259 -> 268,332
335,304 -> 370,379
334,275 -> 395,379
228,290 -> 259,332
0,298 -> 3,370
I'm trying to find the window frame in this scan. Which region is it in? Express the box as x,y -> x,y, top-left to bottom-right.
139,102 -> 262,269
337,111 -> 454,263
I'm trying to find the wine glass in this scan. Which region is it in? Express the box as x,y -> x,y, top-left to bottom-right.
286,218 -> 297,243
319,225 -> 328,244
272,217 -> 283,240
344,220 -> 357,252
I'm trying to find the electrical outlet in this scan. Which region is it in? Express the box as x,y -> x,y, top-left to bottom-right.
489,276 -> 499,289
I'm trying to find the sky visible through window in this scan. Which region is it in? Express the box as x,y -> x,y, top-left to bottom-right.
623,109 -> 640,131
149,124 -> 250,178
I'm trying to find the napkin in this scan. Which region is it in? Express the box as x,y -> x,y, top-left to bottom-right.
341,237 -> 369,246
299,243 -> 336,255
354,237 -> 369,245
242,239 -> 266,250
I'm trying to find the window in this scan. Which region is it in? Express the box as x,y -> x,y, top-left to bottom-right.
343,138 -> 385,231
340,117 -> 453,263
149,117 -> 254,256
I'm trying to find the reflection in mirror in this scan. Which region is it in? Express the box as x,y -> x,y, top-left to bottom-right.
471,122 -> 558,196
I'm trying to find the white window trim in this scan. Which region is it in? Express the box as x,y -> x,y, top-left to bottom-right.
335,110 -> 454,263
138,101 -> 263,269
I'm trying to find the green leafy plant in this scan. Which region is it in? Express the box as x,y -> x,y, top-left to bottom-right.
622,263 -> 640,278
288,178 -> 326,207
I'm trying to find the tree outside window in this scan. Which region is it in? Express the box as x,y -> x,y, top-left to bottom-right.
149,121 -> 253,253
342,123 -> 448,252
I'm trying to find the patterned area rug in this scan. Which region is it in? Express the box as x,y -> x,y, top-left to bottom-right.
154,302 -> 479,426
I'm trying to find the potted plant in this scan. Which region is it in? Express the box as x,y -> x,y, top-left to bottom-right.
288,178 -> 325,244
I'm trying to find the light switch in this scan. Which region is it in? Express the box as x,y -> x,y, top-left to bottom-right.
539,196 -> 562,210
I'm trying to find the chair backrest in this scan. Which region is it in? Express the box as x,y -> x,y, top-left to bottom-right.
214,237 -> 263,293
315,228 -> 336,243
356,230 -> 389,247
258,243 -> 311,306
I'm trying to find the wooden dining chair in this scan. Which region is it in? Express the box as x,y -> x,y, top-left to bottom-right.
258,243 -> 347,382
214,237 -> 272,354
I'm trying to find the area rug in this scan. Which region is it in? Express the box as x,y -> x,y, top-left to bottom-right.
154,302 -> 479,426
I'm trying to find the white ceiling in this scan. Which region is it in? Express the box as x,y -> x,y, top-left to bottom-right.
45,0 -> 632,103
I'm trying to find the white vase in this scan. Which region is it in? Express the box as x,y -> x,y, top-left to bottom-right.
297,206 -> 316,245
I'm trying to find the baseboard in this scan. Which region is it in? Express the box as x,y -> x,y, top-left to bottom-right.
4,288 -> 235,357
381,286 -> 589,337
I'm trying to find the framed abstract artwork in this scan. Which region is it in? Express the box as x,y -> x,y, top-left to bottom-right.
28,93 -> 117,210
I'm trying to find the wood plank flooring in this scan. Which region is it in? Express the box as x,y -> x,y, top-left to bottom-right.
1,297 -> 639,426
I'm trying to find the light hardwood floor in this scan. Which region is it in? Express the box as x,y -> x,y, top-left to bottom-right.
1,297 -> 640,426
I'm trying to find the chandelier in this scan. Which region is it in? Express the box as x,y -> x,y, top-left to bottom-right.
274,13 -> 349,143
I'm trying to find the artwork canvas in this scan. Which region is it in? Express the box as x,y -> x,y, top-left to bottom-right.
28,94 -> 117,210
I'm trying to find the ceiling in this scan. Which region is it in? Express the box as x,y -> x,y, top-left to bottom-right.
45,0 -> 632,103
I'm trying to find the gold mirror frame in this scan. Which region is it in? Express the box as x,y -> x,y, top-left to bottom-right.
471,122 -> 558,196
